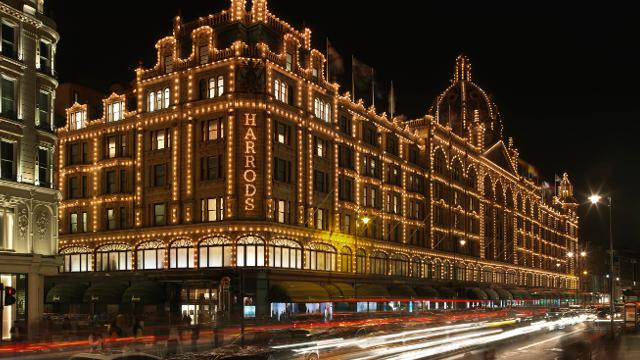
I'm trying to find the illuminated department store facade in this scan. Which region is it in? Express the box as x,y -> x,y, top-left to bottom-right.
51,0 -> 580,319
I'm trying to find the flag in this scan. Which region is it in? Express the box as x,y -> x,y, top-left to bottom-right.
352,56 -> 374,105
326,38 -> 344,83
388,80 -> 396,118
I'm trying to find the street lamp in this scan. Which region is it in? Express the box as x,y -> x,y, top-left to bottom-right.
589,193 -> 615,336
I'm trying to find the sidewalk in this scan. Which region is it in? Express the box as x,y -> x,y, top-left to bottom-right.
613,328 -> 640,359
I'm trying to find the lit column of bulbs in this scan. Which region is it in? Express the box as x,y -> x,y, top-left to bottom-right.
297,127 -> 304,224
226,112 -> 234,219
266,113 -> 273,219
307,132 -> 314,223
333,142 -> 340,226
92,137 -> 99,232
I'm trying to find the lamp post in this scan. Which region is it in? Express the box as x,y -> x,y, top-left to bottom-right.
589,194 -> 615,336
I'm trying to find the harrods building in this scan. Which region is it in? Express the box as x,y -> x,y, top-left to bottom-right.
51,0 -> 580,320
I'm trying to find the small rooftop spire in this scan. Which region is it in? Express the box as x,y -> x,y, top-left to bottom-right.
454,54 -> 472,82
251,0 -> 268,22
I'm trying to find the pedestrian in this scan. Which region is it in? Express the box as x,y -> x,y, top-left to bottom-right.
132,318 -> 144,337
10,322 -> 20,342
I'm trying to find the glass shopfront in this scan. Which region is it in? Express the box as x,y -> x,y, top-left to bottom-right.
1,273 -> 26,340
179,287 -> 218,325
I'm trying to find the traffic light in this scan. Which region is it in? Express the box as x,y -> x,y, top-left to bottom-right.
4,286 -> 16,306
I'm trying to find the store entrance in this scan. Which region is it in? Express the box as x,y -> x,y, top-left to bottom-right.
179,287 -> 219,325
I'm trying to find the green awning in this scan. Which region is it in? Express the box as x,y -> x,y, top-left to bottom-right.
437,287 -> 457,299
355,284 -> 390,299
84,281 -> 128,304
415,286 -> 439,299
321,282 -> 355,299
466,287 -> 488,300
46,282 -> 88,304
508,289 -> 532,300
388,284 -> 417,298
495,288 -> 514,300
269,281 -> 330,303
122,281 -> 165,304
483,288 -> 499,300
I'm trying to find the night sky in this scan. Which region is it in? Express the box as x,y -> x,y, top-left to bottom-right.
46,1 -> 638,253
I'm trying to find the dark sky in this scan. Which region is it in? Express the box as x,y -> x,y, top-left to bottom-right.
46,1 -> 638,253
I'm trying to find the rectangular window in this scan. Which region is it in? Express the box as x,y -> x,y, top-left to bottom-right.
37,91 -> 51,128
1,77 -> 15,118
164,55 -> 174,73
202,118 -> 224,141
386,135 -> 399,155
0,140 -> 14,180
274,79 -> 290,103
201,155 -> 223,180
276,199 -> 290,224
120,134 -> 128,157
285,53 -> 293,71
107,136 -> 116,158
314,137 -> 327,158
152,129 -> 169,150
274,158 -> 290,183
313,98 -> 331,122
153,164 -> 167,186
201,197 -> 224,222
315,208 -> 327,230
339,176 -> 353,201
154,203 -> 166,225
107,208 -> 116,230
81,176 -> 87,197
119,207 -> 127,229
199,45 -> 209,64
106,171 -> 116,194
82,143 -> 89,163
82,212 -> 88,232
338,145 -> 353,169
313,170 -> 327,192
69,177 -> 78,198
341,214 -> 351,234
70,213 -> 78,233
1,24 -> 15,59
37,148 -> 49,186
363,126 -> 377,147
39,41 -> 51,72
339,116 -> 352,135
71,111 -> 86,130
275,121 -> 290,145
107,101 -> 124,122
120,170 -> 127,193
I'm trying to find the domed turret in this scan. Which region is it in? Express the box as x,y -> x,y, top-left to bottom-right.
430,55 -> 503,151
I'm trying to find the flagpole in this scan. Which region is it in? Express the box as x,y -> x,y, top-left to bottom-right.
326,37 -> 330,82
371,67 -> 375,108
351,55 -> 355,102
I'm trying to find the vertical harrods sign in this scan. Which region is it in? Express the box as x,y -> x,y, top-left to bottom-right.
238,112 -> 263,218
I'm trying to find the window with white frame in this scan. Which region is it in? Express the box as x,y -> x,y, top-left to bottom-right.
39,41 -> 51,72
0,76 -> 16,118
304,243 -> 336,271
0,140 -> 14,180
60,246 -> 93,273
69,212 -> 78,233
269,239 -> 302,269
136,240 -> 166,270
147,88 -> 170,112
201,197 -> 224,222
285,53 -> 293,71
202,118 -> 224,141
151,129 -> 170,150
207,76 -> 224,98
106,208 -> 116,230
315,208 -> 327,230
199,44 -> 209,64
169,239 -> 195,269
313,98 -> 331,122
154,203 -> 166,225
107,136 -> 116,158
107,101 -> 124,122
1,23 -> 15,59
199,237 -> 233,268
96,244 -> 132,271
70,111 -> 86,130
236,236 -> 265,267
273,79 -> 290,104
37,148 -> 49,187
37,91 -> 51,128
275,199 -> 290,224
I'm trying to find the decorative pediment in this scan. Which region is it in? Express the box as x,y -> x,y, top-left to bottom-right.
483,141 -> 517,175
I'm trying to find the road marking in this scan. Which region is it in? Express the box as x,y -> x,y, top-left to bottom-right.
516,329 -> 584,351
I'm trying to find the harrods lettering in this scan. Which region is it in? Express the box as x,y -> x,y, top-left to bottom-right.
243,113 -> 258,211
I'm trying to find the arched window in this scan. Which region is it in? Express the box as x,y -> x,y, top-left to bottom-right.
217,75 -> 224,96
60,246 -> 93,273
304,243 -> 336,271
452,159 -> 463,183
442,260 -> 451,280
467,166 -> 477,189
198,237 -> 233,268
434,260 -> 442,280
169,239 -> 195,269
370,251 -> 388,275
136,240 -> 166,270
237,236 -> 265,267
483,176 -> 493,199
96,243 -> 131,271
269,238 -> 302,269
356,249 -> 366,274
434,150 -> 446,175
163,88 -> 170,108
495,269 -> 506,284
424,258 -> 433,279
340,246 -> 352,273
155,90 -> 162,110
148,92 -> 155,112
389,253 -> 409,276
455,262 -> 466,281
482,267 -> 493,283
411,257 -> 422,278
